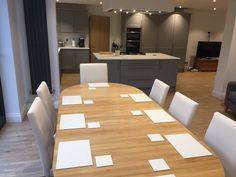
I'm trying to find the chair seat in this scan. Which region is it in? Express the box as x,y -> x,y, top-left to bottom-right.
229,91 -> 236,104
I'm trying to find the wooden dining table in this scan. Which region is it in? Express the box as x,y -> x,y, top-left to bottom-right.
53,83 -> 224,177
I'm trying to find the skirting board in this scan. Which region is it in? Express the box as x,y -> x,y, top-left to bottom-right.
6,104 -> 27,123
212,90 -> 225,100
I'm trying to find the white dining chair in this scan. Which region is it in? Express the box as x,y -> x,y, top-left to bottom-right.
27,97 -> 54,177
204,112 -> 236,177
36,81 -> 56,132
168,92 -> 199,128
80,63 -> 108,84
149,79 -> 170,106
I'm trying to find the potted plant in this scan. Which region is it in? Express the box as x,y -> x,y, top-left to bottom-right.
112,42 -> 122,56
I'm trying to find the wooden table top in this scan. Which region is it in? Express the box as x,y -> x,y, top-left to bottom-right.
53,83 -> 224,177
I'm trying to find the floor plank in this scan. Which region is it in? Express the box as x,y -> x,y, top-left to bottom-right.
0,71 -> 235,177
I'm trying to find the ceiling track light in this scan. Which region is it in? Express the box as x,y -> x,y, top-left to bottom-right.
114,10 -> 117,13
213,7 -> 216,11
99,1 -> 103,5
213,0 -> 216,2
133,9 -> 136,13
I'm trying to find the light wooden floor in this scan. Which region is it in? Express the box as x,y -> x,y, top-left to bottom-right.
0,72 -> 234,177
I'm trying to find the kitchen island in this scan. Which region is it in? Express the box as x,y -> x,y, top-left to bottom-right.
94,53 -> 179,91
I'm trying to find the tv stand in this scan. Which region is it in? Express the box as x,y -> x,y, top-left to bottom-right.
193,57 -> 219,71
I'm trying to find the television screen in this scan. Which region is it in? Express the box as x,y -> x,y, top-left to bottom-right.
196,41 -> 222,58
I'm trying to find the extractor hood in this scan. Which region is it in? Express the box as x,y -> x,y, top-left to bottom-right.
102,0 -> 175,13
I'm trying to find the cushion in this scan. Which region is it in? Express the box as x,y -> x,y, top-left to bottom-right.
229,91 -> 236,104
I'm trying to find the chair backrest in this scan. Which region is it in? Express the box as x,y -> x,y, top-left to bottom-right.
80,63 -> 108,84
27,97 -> 54,177
36,81 -> 56,131
168,92 -> 199,128
204,112 -> 236,177
149,79 -> 170,106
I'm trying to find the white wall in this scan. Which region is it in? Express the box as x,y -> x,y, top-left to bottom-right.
185,9 -> 226,66
213,0 -> 236,99
0,0 -> 27,122
46,0 -> 60,107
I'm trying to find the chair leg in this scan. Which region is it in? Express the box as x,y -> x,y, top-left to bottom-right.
225,107 -> 229,113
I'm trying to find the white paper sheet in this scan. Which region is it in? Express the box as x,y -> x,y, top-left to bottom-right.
62,96 -> 82,105
87,122 -> 101,128
84,100 -> 94,104
88,87 -> 96,90
156,174 -> 176,177
120,94 -> 129,98
56,140 -> 93,169
144,109 -> 176,123
88,83 -> 109,88
95,155 -> 113,167
129,93 -> 152,102
148,159 -> 170,172
147,134 -> 165,142
60,114 -> 86,130
131,110 -> 143,116
165,133 -> 212,159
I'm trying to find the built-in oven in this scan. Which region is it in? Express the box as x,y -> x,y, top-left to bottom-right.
126,28 -> 141,53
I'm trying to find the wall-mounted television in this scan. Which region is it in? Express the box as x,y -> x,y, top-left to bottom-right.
196,41 -> 222,58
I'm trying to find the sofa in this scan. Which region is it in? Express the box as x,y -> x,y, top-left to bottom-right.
225,81 -> 236,115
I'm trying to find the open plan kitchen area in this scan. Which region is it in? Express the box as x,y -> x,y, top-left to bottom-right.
1,0 -> 236,177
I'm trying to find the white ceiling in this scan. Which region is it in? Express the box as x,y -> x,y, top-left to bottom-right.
57,0 -> 228,12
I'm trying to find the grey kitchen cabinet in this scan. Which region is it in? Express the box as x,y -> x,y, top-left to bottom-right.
58,9 -> 89,33
157,13 -> 191,71
76,50 -> 90,72
126,13 -> 143,28
60,50 -> 77,72
60,49 -> 90,73
60,10 -> 74,33
120,61 -> 159,88
141,15 -> 158,53
156,14 -> 174,55
56,9 -> 61,32
172,14 -> 191,71
158,60 -> 178,88
96,59 -> 178,90
74,11 -> 89,32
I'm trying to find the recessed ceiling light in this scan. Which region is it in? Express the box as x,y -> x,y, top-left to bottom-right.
213,7 -> 216,10
213,0 -> 216,2
146,10 -> 149,13
126,11 -> 129,14
179,6 -> 182,8
114,10 -> 117,13
158,11 -> 162,14
99,1 -> 102,5
149,12 -> 152,15
120,9 -> 123,12
133,9 -> 136,13
56,0 -> 59,2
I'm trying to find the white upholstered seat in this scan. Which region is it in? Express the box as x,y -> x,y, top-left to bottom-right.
149,79 -> 170,106
204,112 -> 236,177
80,63 -> 108,84
27,97 -> 54,177
36,81 -> 56,132
168,92 -> 199,128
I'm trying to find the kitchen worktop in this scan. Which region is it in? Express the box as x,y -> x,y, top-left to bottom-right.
58,46 -> 90,53
93,52 -> 180,60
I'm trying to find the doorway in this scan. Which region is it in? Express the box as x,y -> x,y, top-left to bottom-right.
89,15 -> 110,62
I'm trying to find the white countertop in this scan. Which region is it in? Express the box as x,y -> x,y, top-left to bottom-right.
93,53 -> 180,60
58,46 -> 90,53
